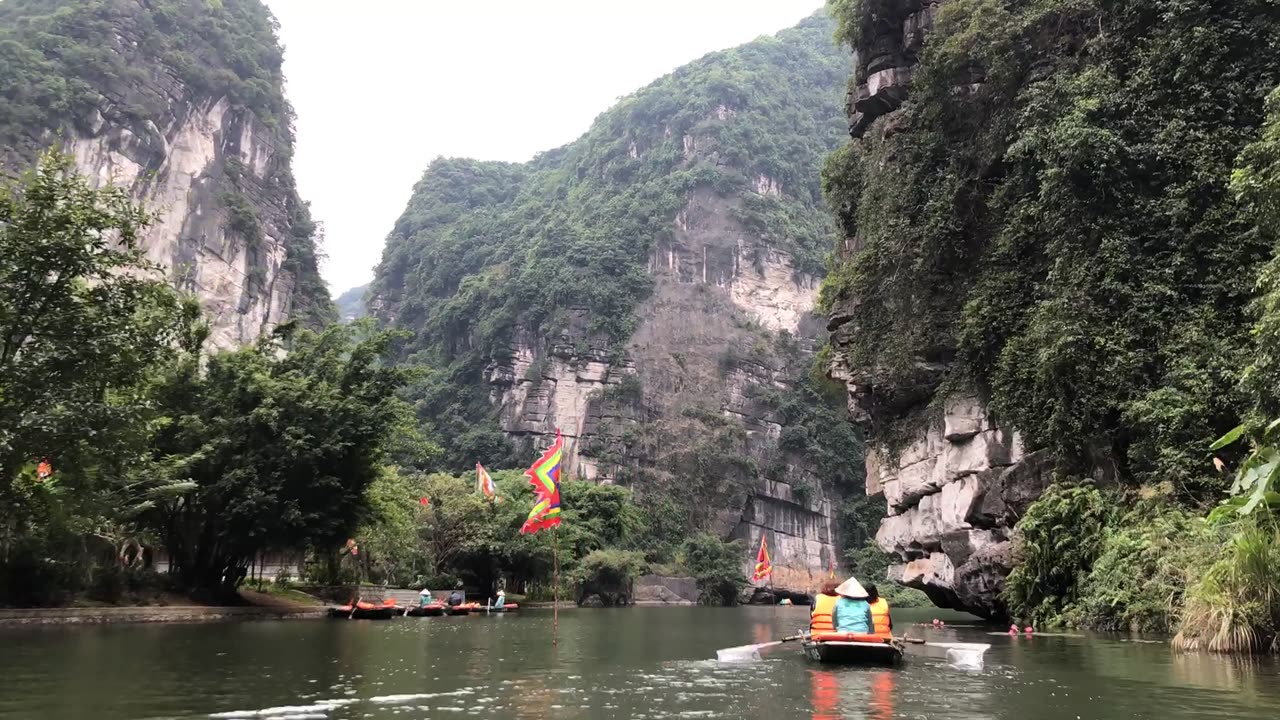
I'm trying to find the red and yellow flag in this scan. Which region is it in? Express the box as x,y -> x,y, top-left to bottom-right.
477,462 -> 497,500
752,534 -> 772,583
829,559 -> 836,580
520,431 -> 563,534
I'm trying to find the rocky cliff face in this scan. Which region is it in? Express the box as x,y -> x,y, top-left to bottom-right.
484,188 -> 838,592
826,0 -> 1031,617
0,0 -> 331,347
373,14 -> 854,594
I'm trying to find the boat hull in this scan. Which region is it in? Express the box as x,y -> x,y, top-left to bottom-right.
407,604 -> 446,617
802,639 -> 904,666
470,604 -> 518,614
328,606 -> 395,620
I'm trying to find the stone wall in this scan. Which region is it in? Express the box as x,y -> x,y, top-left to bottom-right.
633,575 -> 700,606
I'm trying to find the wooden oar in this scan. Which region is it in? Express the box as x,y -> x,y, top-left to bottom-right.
716,634 -> 806,662
348,596 -> 360,620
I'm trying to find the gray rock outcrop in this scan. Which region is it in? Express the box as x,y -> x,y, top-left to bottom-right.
861,395 -> 1051,618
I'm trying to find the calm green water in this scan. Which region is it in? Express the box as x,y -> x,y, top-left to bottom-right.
1,607 -> 1278,719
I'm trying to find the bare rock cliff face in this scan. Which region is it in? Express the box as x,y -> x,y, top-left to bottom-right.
0,0 -> 329,348
66,98 -> 302,349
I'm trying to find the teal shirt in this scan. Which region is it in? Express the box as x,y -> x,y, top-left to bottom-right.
832,597 -> 873,634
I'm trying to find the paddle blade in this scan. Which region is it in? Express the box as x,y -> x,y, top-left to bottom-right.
716,640 -> 780,662
946,647 -> 985,671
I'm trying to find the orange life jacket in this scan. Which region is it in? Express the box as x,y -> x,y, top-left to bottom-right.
810,593 -> 838,633
869,597 -> 892,636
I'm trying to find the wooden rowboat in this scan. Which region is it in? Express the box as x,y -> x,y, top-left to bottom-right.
447,602 -> 481,616
470,603 -> 519,614
802,633 -> 904,666
406,602 -> 446,617
328,603 -> 394,620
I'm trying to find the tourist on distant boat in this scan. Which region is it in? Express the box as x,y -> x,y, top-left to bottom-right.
830,577 -> 873,634
448,590 -> 464,607
418,587 -> 433,607
866,583 -> 893,637
810,580 -> 840,633
493,589 -> 506,609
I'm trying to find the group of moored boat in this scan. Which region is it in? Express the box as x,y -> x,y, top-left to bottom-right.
327,599 -> 519,620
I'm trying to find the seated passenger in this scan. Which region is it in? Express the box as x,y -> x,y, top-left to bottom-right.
866,583 -> 893,638
831,578 -> 874,634
810,580 -> 840,633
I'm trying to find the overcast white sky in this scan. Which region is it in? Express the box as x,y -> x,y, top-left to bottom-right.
264,0 -> 826,294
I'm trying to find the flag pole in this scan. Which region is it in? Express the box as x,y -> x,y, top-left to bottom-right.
552,524 -> 560,646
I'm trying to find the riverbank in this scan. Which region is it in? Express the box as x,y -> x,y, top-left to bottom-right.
0,605 -> 326,626
0,588 -> 327,626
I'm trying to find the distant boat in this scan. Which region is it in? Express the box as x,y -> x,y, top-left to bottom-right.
473,603 -> 519,614
407,602 -> 446,617
448,602 -> 482,616
328,601 -> 394,620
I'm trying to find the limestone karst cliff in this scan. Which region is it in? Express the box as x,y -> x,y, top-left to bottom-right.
370,14 -> 858,593
0,0 -> 333,346
822,0 -> 1280,618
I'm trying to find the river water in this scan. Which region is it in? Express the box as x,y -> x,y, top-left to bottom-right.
1,606 -> 1278,719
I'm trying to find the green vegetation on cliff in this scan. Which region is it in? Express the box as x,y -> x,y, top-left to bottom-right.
822,0 -> 1280,645
823,0 -> 1280,491
0,0 -> 289,151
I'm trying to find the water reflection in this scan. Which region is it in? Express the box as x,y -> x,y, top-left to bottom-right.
809,669 -> 839,720
869,670 -> 895,720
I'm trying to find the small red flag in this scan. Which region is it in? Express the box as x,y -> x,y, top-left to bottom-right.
752,535 -> 772,583
420,496 -> 430,506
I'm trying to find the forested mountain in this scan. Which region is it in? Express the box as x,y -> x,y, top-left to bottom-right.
0,0 -> 333,345
822,0 -> 1280,641
370,14 -> 865,592
335,284 -> 368,323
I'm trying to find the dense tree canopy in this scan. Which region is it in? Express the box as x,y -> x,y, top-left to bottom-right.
0,152 -> 190,603
146,323 -> 414,593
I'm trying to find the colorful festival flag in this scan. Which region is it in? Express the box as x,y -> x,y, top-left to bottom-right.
829,560 -> 836,580
477,463 -> 497,500
36,460 -> 52,481
419,496 -> 430,506
520,431 -> 563,534
752,534 -> 772,583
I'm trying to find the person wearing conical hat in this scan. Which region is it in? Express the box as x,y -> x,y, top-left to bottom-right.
831,577 -> 874,634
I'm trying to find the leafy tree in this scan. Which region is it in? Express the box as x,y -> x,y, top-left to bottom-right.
574,548 -> 647,605
145,324 -> 412,595
0,151 -> 186,602
679,532 -> 747,606
1004,484 -> 1109,626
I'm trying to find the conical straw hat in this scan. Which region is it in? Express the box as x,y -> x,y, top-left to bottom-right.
835,577 -> 868,599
